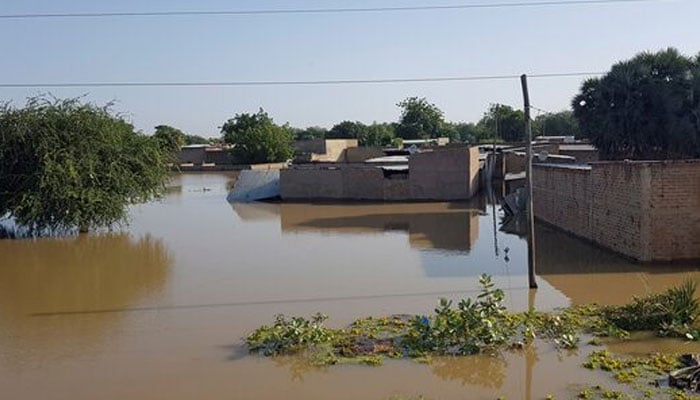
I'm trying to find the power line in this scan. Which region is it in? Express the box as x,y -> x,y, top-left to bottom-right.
0,0 -> 668,20
0,71 -> 605,88
530,105 -> 555,114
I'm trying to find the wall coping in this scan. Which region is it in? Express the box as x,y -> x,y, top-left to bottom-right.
590,159 -> 700,166
533,163 -> 592,171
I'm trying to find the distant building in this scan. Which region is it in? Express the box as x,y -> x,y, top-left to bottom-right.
402,137 -> 451,147
176,145 -> 236,169
292,139 -> 386,164
534,135 -> 576,143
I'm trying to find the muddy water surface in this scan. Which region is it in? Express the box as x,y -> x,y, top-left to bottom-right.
1,173 -> 699,400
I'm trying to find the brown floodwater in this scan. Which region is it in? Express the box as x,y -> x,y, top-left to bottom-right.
1,173 -> 699,400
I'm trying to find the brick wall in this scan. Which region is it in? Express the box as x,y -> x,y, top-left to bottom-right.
589,163 -> 650,260
313,139 -> 358,162
559,149 -> 599,164
409,148 -> 477,200
648,161 -> 700,261
533,165 -> 592,240
292,139 -> 359,163
204,149 -> 235,165
280,147 -> 480,201
280,166 -> 412,201
533,160 -> 700,262
505,152 -> 526,174
177,148 -> 206,164
505,151 -> 576,175
345,147 -> 386,163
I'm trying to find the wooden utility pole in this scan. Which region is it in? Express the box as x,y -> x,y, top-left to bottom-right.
520,74 -> 538,289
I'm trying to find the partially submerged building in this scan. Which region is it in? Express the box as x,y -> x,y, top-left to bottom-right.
280,147 -> 481,201
533,159 -> 700,263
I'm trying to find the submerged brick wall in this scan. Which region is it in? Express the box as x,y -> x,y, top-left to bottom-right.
281,147 -> 480,201
533,160 -> 700,262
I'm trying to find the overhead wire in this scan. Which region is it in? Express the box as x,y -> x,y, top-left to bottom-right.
530,105 -> 556,115
0,71 -> 605,88
0,0 -> 670,20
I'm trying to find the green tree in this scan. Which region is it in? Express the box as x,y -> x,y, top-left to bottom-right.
476,104 -> 525,142
327,121 -> 396,146
220,109 -> 294,164
292,126 -> 327,141
364,123 -> 396,147
327,121 -> 367,140
573,48 -> 700,159
451,122 -> 484,143
184,134 -> 210,145
533,111 -> 581,138
153,125 -> 185,152
395,97 -> 448,140
0,96 -> 171,233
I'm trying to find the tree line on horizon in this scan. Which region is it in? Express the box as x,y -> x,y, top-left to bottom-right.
289,100 -> 581,147
156,99 -> 581,151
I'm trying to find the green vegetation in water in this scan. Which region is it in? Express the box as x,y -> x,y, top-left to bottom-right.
580,351 -> 700,399
247,276 -> 700,371
601,280 -> 699,336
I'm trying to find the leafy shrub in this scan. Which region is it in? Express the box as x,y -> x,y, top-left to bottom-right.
246,313 -> 336,356
404,274 -> 513,355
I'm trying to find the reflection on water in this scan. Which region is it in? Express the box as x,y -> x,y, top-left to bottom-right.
0,234 -> 172,371
279,203 -> 480,252
0,234 -> 171,315
1,173 -> 700,400
536,223 -> 700,305
233,202 -> 483,252
430,354 -> 507,388
233,201 -> 528,280
605,332 -> 700,355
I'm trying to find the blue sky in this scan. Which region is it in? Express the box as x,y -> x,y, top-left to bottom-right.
0,0 -> 698,137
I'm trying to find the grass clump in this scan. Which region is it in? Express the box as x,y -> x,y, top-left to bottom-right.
602,281 -> 699,336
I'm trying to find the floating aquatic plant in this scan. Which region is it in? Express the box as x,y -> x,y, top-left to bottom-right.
245,277 -> 700,369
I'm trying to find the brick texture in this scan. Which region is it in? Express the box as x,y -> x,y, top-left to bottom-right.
533,160 -> 700,262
